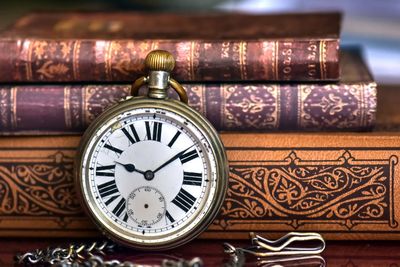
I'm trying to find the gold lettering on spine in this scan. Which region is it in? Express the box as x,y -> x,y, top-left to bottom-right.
221,42 -> 230,58
239,41 -> 247,80
10,87 -> 17,129
281,42 -> 293,80
306,41 -> 318,79
319,41 -> 327,80
72,41 -> 81,80
64,86 -> 71,129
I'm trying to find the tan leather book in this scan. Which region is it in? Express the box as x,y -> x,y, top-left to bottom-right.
0,86 -> 399,239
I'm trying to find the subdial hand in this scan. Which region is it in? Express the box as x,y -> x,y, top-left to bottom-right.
153,145 -> 195,174
115,161 -> 145,175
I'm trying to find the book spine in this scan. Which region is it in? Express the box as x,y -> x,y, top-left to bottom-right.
0,38 -> 339,82
0,82 -> 376,135
0,134 -> 399,240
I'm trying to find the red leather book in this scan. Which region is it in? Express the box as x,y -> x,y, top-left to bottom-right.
0,12 -> 340,82
0,50 -> 375,134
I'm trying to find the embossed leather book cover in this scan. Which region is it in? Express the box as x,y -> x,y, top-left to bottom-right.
0,85 -> 396,239
0,50 -> 375,134
1,128 -> 400,240
0,12 -> 340,82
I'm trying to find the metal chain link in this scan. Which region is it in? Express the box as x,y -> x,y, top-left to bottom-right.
14,240 -> 203,267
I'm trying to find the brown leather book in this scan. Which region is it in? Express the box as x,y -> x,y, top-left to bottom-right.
1,86 -> 400,240
0,12 -> 340,82
0,50 -> 375,134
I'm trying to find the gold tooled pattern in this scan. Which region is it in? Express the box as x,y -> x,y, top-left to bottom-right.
213,151 -> 397,231
0,151 -> 80,216
274,41 -> 279,80
64,86 -> 71,129
222,84 -> 279,130
72,41 -> 81,80
239,41 -> 247,80
319,41 -> 327,80
298,83 -> 376,129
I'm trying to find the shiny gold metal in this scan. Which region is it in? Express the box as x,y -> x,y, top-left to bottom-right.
168,78 -> 188,104
75,50 -> 228,250
130,50 -> 188,104
144,50 -> 175,72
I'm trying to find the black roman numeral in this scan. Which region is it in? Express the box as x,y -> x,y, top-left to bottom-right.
183,172 -> 202,186
167,131 -> 181,147
165,210 -> 175,223
96,165 -> 115,177
179,149 -> 199,164
98,181 -> 128,223
172,188 -> 196,212
104,195 -> 118,206
145,121 -> 162,142
112,198 -> 127,219
98,180 -> 119,198
122,124 -> 140,144
104,143 -> 123,155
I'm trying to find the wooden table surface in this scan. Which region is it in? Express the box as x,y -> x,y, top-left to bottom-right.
1,238 -> 400,266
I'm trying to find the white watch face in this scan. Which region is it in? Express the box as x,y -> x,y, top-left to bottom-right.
80,107 -> 219,246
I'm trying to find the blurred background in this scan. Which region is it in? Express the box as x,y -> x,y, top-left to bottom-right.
0,0 -> 399,84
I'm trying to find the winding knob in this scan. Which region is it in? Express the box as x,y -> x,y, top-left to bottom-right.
145,50 -> 175,72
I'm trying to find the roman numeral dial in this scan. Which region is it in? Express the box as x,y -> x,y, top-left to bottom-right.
86,108 -> 217,238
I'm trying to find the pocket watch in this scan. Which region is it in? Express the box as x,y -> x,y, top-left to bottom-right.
75,50 -> 229,250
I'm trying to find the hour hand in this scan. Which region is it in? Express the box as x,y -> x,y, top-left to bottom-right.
115,161 -> 145,175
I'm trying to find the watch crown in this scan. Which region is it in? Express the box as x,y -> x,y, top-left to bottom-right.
145,50 -> 175,72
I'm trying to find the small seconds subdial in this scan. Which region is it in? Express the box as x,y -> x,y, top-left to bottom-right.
127,186 -> 166,227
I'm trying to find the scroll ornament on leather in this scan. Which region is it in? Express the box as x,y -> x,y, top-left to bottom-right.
1,132 -> 400,240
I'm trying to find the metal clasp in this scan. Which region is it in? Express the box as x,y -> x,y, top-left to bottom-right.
224,232 -> 326,267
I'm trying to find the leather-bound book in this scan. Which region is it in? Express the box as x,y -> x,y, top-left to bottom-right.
0,49 -> 375,134
0,12 -> 340,82
0,85 -> 399,240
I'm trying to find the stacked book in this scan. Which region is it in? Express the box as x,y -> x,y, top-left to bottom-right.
0,11 -> 397,240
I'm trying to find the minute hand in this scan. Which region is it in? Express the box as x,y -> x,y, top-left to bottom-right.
153,146 -> 194,173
